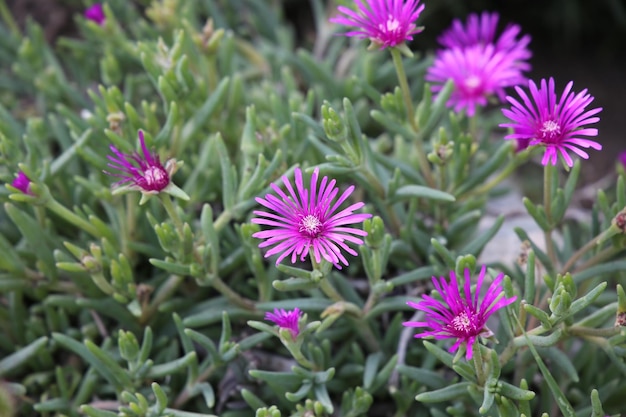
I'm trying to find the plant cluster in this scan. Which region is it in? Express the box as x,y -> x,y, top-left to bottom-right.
0,1 -> 625,416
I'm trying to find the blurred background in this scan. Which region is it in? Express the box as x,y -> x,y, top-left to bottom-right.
6,0 -> 626,181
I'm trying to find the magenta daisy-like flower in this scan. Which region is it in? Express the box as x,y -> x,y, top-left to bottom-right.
252,167 -> 371,269
403,265 -> 517,360
330,0 -> 425,49
265,308 -> 302,338
438,11 -> 531,62
11,171 -> 32,194
85,3 -> 105,25
106,130 -> 171,193
426,44 -> 528,117
500,77 -> 602,167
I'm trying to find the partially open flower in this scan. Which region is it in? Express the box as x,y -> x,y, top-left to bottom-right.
265,308 -> 302,339
10,171 -> 33,195
85,3 -> 105,25
105,130 -> 188,202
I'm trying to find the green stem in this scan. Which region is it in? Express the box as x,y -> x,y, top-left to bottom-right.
352,317 -> 381,352
498,341 -> 516,367
573,246 -> 622,275
286,344 -> 315,370
543,163 -> 557,266
560,232 -> 603,274
213,210 -> 232,232
362,292 -> 378,315
568,326 -> 620,338
45,199 -> 101,238
312,257 -> 381,351
160,194 -> 184,236
139,274 -> 185,325
318,278 -> 343,303
359,166 -> 402,235
390,47 -> 434,186
211,275 -> 256,311
173,365 -> 216,408
472,151 -> 530,196
469,111 -> 479,140
472,343 -> 486,386
390,48 -> 417,132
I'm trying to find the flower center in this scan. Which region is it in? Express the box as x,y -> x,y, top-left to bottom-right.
539,120 -> 561,142
380,15 -> 400,34
141,166 -> 170,191
299,214 -> 322,237
451,311 -> 478,336
463,75 -> 482,94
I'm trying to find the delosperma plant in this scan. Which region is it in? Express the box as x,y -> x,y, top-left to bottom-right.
0,1 -> 625,416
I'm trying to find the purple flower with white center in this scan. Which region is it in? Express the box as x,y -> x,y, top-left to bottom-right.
252,167 -> 371,269
265,308 -> 302,338
11,171 -> 32,194
438,11 -> 531,63
426,44 -> 528,117
330,0 -> 425,49
500,77 -> 602,167
403,265 -> 517,360
104,130 -> 193,205
85,3 -> 105,25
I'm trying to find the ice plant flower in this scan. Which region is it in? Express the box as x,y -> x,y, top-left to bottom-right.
252,167 -> 371,269
500,77 -> 602,167
265,308 -> 302,338
105,130 -> 188,202
84,3 -> 105,25
330,0 -> 425,49
426,44 -> 528,116
10,171 -> 32,194
438,11 -> 531,62
403,265 -> 517,360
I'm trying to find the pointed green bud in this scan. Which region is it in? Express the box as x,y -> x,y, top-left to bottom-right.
118,330 -> 140,362
364,216 -> 385,248
321,102 -> 346,142
256,406 -> 281,417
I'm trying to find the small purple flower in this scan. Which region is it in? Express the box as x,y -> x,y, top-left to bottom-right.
85,3 -> 105,25
403,265 -> 517,360
330,0 -> 425,49
438,12 -> 531,62
426,44 -> 528,117
11,171 -> 32,194
265,308 -> 302,338
500,77 -> 602,167
619,151 -> 626,168
252,167 -> 371,269
106,130 -> 172,193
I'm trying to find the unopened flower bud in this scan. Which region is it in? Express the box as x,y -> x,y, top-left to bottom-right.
612,208 -> 626,233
